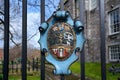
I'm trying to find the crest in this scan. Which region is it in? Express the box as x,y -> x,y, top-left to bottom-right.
47,22 -> 76,60
39,10 -> 85,75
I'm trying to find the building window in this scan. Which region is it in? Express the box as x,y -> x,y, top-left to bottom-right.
75,0 -> 79,18
89,0 -> 97,11
109,45 -> 120,61
109,8 -> 120,34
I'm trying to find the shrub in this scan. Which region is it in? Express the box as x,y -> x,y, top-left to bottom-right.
0,74 -> 3,80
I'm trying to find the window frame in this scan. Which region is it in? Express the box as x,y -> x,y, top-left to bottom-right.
109,44 -> 120,62
89,0 -> 97,11
108,7 -> 120,35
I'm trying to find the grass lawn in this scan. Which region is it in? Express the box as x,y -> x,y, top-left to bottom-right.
70,62 -> 120,80
9,75 -> 40,80
0,71 -> 40,80
0,62 -> 120,80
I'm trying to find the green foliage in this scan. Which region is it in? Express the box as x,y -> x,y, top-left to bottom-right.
70,62 -> 80,74
9,72 -> 40,80
70,62 -> 120,80
106,63 -> 120,80
1,62 -> 120,80
9,75 -> 40,80
0,74 -> 3,80
85,62 -> 101,80
0,64 -> 2,68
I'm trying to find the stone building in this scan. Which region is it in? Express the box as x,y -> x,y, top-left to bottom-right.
63,0 -> 101,62
63,0 -> 120,62
105,0 -> 120,62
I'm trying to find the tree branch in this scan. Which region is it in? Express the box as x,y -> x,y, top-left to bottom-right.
9,24 -> 19,36
9,30 -> 20,46
0,18 -> 4,25
0,27 -> 4,31
18,0 -> 40,7
0,10 -> 4,15
27,31 -> 38,41
48,0 -> 56,9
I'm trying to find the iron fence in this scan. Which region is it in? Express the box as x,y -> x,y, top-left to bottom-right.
2,0 -> 106,80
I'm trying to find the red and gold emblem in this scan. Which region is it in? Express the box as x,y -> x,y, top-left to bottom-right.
47,22 -> 76,60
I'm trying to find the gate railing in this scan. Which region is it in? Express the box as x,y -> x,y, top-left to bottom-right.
99,0 -> 106,80
21,0 -> 27,80
3,0 -> 106,80
40,0 -> 45,80
3,0 -> 9,80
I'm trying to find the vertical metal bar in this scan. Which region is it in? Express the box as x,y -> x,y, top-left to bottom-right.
79,0 -> 85,80
41,51 -> 45,80
41,0 -> 45,80
60,74 -> 65,80
99,0 -> 106,80
41,0 -> 45,22
36,58 -> 38,71
32,58 -> 35,71
60,0 -> 65,79
22,0 -> 27,80
3,0 -> 9,80
60,0 -> 64,10
28,61 -> 30,71
16,63 -> 18,72
80,48 -> 85,80
11,61 -> 14,73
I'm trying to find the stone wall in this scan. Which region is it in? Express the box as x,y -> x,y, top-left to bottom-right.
64,0 -> 120,62
85,1 -> 101,62
64,0 -> 101,62
105,0 -> 120,62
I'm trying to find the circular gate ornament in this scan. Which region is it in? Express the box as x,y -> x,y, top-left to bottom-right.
39,10 -> 85,75
47,22 -> 76,61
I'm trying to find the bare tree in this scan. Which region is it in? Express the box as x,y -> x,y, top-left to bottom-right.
0,0 -> 60,61
9,45 -> 21,61
0,0 -> 60,48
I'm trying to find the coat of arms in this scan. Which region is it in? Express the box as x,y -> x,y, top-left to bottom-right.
47,22 -> 76,60
39,10 -> 85,75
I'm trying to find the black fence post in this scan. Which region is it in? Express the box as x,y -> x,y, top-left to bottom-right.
11,61 -> 14,73
99,0 -> 106,80
79,0 -> 85,80
27,60 -> 30,72
60,74 -> 65,80
118,77 -> 120,80
41,50 -> 45,80
60,0 -> 65,79
16,62 -> 18,73
22,0 -> 27,80
32,58 -> 35,71
36,58 -> 39,71
3,0 -> 9,80
40,0 -> 45,80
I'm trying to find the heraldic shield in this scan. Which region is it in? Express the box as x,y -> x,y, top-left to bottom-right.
47,22 -> 76,61
38,10 -> 85,75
